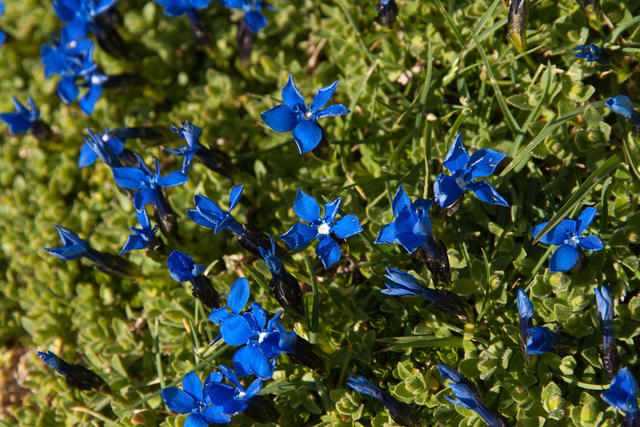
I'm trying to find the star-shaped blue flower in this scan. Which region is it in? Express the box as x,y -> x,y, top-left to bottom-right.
187,184 -> 245,235
573,43 -> 607,64
279,188 -> 362,269
168,121 -> 206,173
220,0 -> 271,33
112,153 -> 189,210
606,95 -> 640,129
120,209 -> 158,254
260,74 -> 350,154
433,133 -> 508,208
43,225 -> 96,261
601,368 -> 639,420
0,97 -> 40,135
154,0 -> 211,16
52,0 -> 117,36
162,371 -> 230,426
79,129 -> 124,168
531,206 -> 604,272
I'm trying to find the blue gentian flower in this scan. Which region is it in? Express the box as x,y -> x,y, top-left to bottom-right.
0,97 -> 40,135
606,95 -> 640,129
573,43 -> 607,64
38,350 -> 105,390
168,121 -> 205,173
531,206 -> 604,272
439,364 -> 507,427
279,188 -> 363,269
167,250 -> 221,309
112,153 -> 189,210
52,0 -> 117,36
205,365 -> 263,416
44,225 -> 96,261
375,0 -> 398,27
79,129 -> 124,168
0,2 -> 5,47
219,0 -> 270,33
347,375 -> 421,427
595,286 -> 620,379
154,0 -> 211,16
434,133 -> 508,208
382,267 -> 466,317
516,289 -> 534,345
187,185 -> 245,235
260,74 -> 350,154
120,209 -> 158,254
525,326 -> 555,355
259,235 -> 303,315
162,371 -> 230,426
601,368 -> 639,424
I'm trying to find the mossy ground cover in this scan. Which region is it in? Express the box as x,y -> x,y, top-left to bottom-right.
1,0 -> 640,425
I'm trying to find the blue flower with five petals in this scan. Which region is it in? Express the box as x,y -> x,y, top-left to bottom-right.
601,368 -> 639,423
168,121 -> 206,173
43,225 -> 97,261
187,184 -> 245,235
531,206 -> 604,272
120,209 -> 158,254
0,97 -> 40,135
260,74 -> 350,154
433,133 -> 508,208
279,188 -> 363,269
162,371 -> 230,426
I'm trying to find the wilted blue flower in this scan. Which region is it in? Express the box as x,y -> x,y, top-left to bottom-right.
79,129 -> 124,168
0,2 -> 5,47
382,267 -> 466,318
162,371 -> 230,426
574,43 -> 608,64
601,368 -> 639,422
154,0 -> 210,16
439,364 -> 507,427
205,365 -> 263,417
260,74 -> 350,154
38,350 -> 105,390
279,188 -> 363,269
532,206 -> 604,272
188,184 -> 245,235
44,225 -> 96,261
112,153 -> 189,210
259,235 -> 303,316
526,326 -> 556,355
120,209 -> 158,254
347,375 -> 421,427
595,286 -> 620,379
517,289 -> 534,345
0,97 -> 40,135
606,95 -> 640,129
375,0 -> 398,27
434,133 -> 508,208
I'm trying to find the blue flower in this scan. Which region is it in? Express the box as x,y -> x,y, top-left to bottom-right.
516,289 -> 534,345
205,365 -> 262,417
347,375 -> 421,427
382,267 -> 466,317
112,153 -> 189,210
601,368 -> 639,420
79,129 -> 124,168
38,350 -> 105,390
219,0 -> 270,33
154,0 -> 211,16
167,249 -> 207,281
260,74 -> 350,154
0,2 -> 5,47
168,121 -> 205,173
187,184 -> 245,234
375,0 -> 398,27
259,235 -> 303,315
162,371 -> 230,426
433,133 -> 508,208
595,286 -> 620,379
531,206 -> 604,272
573,43 -> 607,64
120,209 -> 158,254
279,188 -> 363,269
52,0 -> 117,33
0,97 -> 40,135
606,95 -> 640,129
43,225 -> 96,261
438,364 -> 506,427
525,326 -> 555,355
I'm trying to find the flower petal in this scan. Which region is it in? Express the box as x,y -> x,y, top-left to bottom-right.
281,74 -> 305,109
467,149 -> 506,179
0,113 -> 32,135
227,277 -> 250,314
579,235 -> 604,251
316,237 -> 341,269
187,209 -> 218,229
331,215 -> 363,239
119,235 -> 147,254
375,222 -> 397,245
539,219 -> 577,246
220,315 -> 252,346
162,388 -> 196,414
194,194 -> 225,219
467,181 -> 509,206
293,120 -> 322,154
133,188 -> 158,210
167,250 -> 194,282
293,188 -> 320,223
78,142 -> 99,168
576,206 -> 597,235
182,371 -> 203,402
323,197 -> 342,223
260,104 -> 298,132
312,81 -> 339,111
158,170 -> 189,187
391,186 -> 411,218
209,307 -> 232,324
279,223 -> 316,250
185,414 -> 209,427
79,84 -> 103,115
57,77 -> 79,104
228,184 -> 243,212
316,104 -> 350,118
433,173 -> 464,208
549,244 -> 579,272
245,378 -> 263,399
442,133 -> 469,172
244,11 -> 267,33
112,167 -> 147,189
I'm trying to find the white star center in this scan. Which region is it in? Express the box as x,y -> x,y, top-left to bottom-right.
317,223 -> 331,235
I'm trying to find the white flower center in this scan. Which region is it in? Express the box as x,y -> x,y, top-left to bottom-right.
258,332 -> 268,343
91,75 -> 102,85
68,41 -> 77,49
237,391 -> 246,399
317,222 -> 331,235
101,134 -> 109,142
304,110 -> 313,119
455,175 -> 467,190
565,235 -> 580,247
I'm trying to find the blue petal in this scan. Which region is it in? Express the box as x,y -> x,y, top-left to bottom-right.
185,414 -> 209,427
433,173 -> 464,208
190,0 -> 212,8
606,95 -> 635,120
311,81 -> 339,112
220,315 -> 252,346
260,104 -> 298,132
79,84 -> 103,115
62,19 -> 89,42
182,371 -> 203,402
187,209 -> 218,229
526,326 -> 556,355
219,365 -> 241,387
78,142 -> 99,168
347,376 -> 381,399
120,235 -> 147,254
279,223 -> 316,250
194,194 -> 225,219
209,307 -> 232,324
331,215 -> 363,239
233,346 -> 273,379
249,303 -> 266,330
228,277 -> 250,314
0,113 -> 31,135
316,103 -> 350,118
158,170 -> 189,187
293,120 -> 322,154
52,0 -> 75,21
133,188 -> 158,210
323,197 -> 342,223
245,378 -> 263,399
601,368 -> 639,413
516,289 -> 534,320
44,245 -> 87,261
467,149 -> 507,179
228,184 -> 243,212
162,388 -> 196,414
579,235 -> 604,251
541,219 -> 577,246
467,181 -> 509,206
244,11 -> 267,33
293,188 -> 320,223
316,237 -> 341,269
57,77 -> 79,104
167,250 -> 194,282
442,133 -> 469,172
112,167 -> 147,189
531,221 -> 552,244
549,244 -> 579,272
391,186 -> 412,217
576,207 -> 597,235
202,405 -> 230,424
595,287 -> 613,323
281,74 -> 305,110
375,222 -> 397,245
